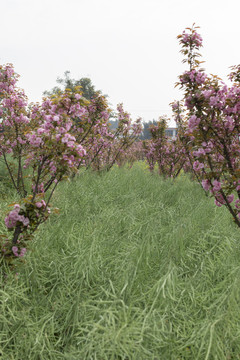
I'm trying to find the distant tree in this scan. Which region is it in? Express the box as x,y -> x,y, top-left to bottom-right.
43,71 -> 104,100
140,120 -> 158,140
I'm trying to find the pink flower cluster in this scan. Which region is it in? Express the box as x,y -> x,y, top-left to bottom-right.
188,115 -> 201,132
180,70 -> 206,86
0,64 -> 17,93
12,246 -> 27,257
181,30 -> 203,47
35,199 -> 46,208
5,204 -> 29,229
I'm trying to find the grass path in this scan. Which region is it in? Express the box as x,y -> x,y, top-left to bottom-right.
0,163 -> 240,359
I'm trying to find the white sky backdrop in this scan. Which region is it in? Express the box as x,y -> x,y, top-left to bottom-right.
1,0 -> 240,127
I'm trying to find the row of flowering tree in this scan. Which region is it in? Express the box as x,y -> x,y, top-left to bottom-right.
0,64 -> 142,268
143,116 -> 187,178
144,24 -> 240,228
175,24 -> 240,227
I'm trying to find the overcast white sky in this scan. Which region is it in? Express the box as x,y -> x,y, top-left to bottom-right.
1,0 -> 240,126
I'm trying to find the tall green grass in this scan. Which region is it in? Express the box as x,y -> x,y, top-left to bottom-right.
0,163 -> 240,359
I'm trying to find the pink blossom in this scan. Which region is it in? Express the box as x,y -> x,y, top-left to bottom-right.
215,200 -> 223,207
212,180 -> 221,192
22,217 -> 29,226
193,148 -> 205,157
202,179 -> 210,191
193,160 -> 204,172
35,202 -> 43,208
37,128 -> 45,135
225,116 -> 235,131
209,96 -> 218,106
202,90 -> 212,99
12,246 -> 19,257
14,204 -> 20,211
53,115 -> 60,122
188,115 -> 201,131
235,199 -> 240,209
19,248 -> 27,257
227,194 -> 234,203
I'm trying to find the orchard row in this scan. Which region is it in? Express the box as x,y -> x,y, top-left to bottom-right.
144,25 -> 240,229
0,66 -> 142,266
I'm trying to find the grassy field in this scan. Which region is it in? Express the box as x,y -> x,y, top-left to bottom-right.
0,163 -> 240,359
